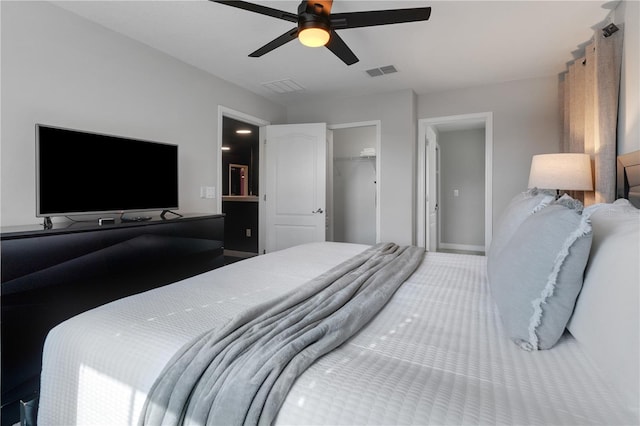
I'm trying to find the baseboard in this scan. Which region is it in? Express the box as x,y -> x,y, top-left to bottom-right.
438,242 -> 485,253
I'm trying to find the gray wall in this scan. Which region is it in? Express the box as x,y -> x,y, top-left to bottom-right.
289,77 -> 563,245
439,129 -> 485,248
1,1 -> 286,227
2,0 -> 637,238
417,76 -> 561,232
287,90 -> 417,246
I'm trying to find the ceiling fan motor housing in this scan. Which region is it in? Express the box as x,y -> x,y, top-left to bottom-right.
297,1 -> 331,36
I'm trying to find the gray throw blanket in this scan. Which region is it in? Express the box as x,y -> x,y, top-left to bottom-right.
140,242 -> 424,426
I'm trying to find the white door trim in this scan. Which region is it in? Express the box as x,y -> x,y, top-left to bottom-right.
417,112 -> 493,251
328,120 -> 381,243
217,106 -> 270,254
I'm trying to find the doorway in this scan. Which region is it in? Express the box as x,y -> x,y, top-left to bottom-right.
328,121 -> 381,245
218,113 -> 381,254
218,107 -> 269,257
417,113 -> 493,253
262,121 -> 379,252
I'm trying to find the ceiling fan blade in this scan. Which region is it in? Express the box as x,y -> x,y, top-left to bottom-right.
330,7 -> 431,29
249,28 -> 299,57
325,30 -> 358,65
211,1 -> 298,23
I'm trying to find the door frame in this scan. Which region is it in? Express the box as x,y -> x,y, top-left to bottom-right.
417,112 -> 493,251
217,106 -> 270,253
328,120 -> 381,243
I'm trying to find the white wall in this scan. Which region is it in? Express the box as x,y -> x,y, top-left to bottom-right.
417,76 -> 561,228
616,0 -> 640,155
287,90 -> 416,246
0,1 -> 285,227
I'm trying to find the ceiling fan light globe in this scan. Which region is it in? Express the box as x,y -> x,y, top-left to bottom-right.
299,28 -> 330,47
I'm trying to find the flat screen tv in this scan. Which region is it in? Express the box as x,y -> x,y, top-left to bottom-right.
36,124 -> 179,219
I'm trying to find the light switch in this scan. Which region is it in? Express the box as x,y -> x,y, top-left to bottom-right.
205,186 -> 216,199
200,186 -> 216,199
453,189 -> 459,197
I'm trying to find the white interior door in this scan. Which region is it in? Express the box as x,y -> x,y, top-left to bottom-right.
426,127 -> 439,252
432,144 -> 440,251
265,123 -> 327,253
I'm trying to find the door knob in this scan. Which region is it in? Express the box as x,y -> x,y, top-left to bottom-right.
312,208 -> 324,214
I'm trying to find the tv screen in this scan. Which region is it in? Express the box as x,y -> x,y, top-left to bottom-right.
36,124 -> 179,217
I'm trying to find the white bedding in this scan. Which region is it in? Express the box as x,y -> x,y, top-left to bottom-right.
38,242 -> 637,425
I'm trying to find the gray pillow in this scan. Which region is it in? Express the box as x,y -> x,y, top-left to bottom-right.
487,188 -> 555,280
489,204 -> 593,350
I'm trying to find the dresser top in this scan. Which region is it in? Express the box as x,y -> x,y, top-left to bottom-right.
1,213 -> 224,239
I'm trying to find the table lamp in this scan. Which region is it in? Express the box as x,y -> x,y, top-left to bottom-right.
528,153 -> 593,196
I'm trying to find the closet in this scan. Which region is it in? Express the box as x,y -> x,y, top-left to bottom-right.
331,125 -> 377,245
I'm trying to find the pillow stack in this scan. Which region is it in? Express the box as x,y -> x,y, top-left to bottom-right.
488,189 -> 593,351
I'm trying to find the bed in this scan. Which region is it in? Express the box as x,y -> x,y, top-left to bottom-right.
37,169 -> 639,425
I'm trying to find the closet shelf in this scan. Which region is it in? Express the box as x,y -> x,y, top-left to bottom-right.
334,155 -> 376,160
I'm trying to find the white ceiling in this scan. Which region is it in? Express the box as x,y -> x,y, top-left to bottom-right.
51,0 -> 615,107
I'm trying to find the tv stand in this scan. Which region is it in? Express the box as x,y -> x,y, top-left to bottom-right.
42,216 -> 53,230
0,213 -> 224,426
120,214 -> 152,222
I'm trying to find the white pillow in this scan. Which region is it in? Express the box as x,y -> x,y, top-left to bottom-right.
568,199 -> 640,412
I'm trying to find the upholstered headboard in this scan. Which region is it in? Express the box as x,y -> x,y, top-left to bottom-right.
617,150 -> 640,207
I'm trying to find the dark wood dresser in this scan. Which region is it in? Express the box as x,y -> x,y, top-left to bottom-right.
1,213 -> 224,425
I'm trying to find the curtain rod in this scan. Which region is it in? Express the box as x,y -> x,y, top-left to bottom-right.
602,23 -> 619,38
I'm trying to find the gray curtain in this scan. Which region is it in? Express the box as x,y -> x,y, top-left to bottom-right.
559,25 -> 624,204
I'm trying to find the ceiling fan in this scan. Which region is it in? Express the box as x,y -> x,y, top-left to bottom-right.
211,0 -> 431,65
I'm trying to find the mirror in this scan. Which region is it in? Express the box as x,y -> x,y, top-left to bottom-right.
229,164 -> 249,196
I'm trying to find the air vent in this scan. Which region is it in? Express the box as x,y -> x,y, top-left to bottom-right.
261,78 -> 305,94
366,65 -> 398,77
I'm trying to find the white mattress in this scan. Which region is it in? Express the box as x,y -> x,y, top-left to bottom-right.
37,242 -> 637,425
